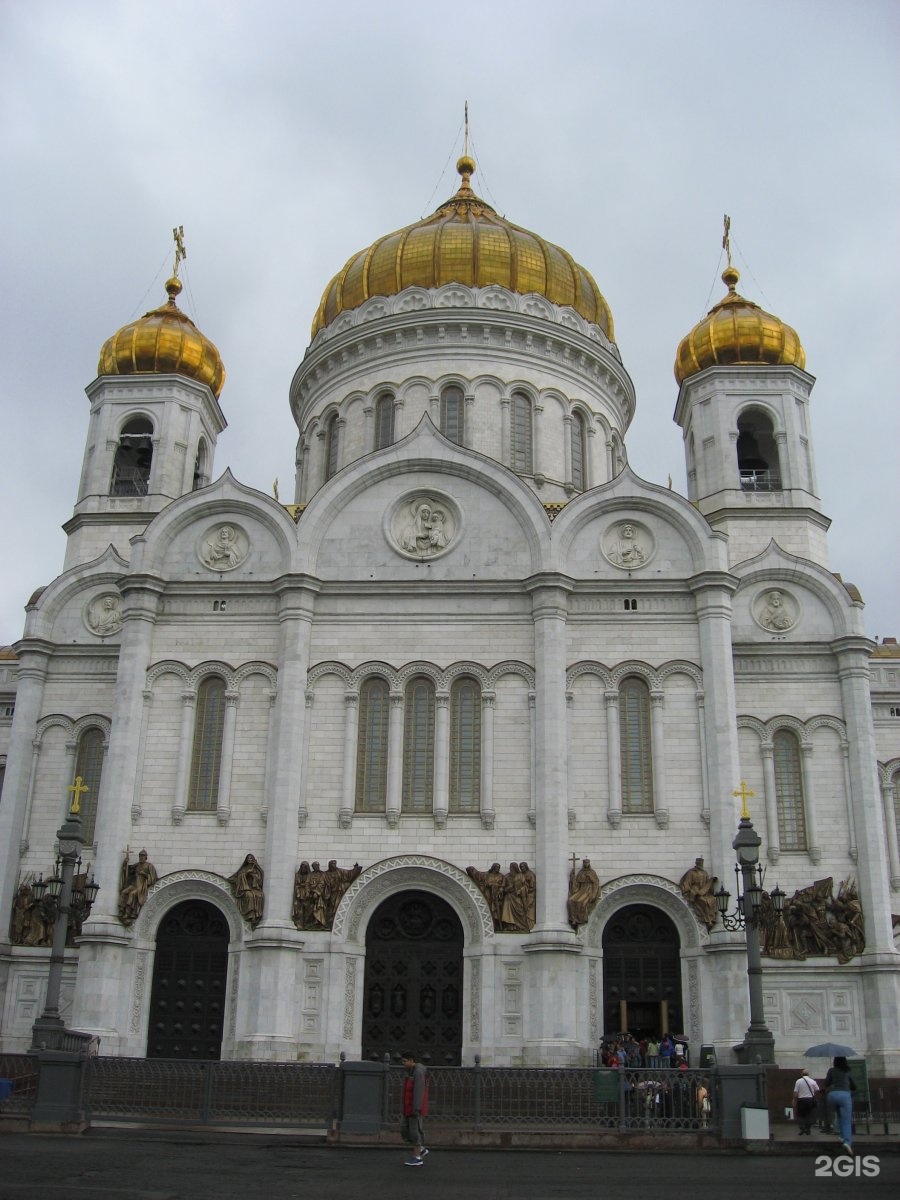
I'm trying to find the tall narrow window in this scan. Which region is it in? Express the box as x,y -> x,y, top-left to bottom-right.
440,385 -> 464,445
192,439 -> 209,491
73,727 -> 105,844
375,393 -> 394,450
110,417 -> 153,496
773,729 -> 807,850
188,676 -> 226,812
402,676 -> 435,814
571,410 -> 587,490
355,677 -> 389,813
619,676 -> 653,814
449,676 -> 481,814
510,392 -> 533,473
324,413 -> 340,480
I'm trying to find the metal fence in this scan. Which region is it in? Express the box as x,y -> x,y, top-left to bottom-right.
383,1065 -> 717,1133
0,1054 -> 38,1116
84,1058 -> 340,1128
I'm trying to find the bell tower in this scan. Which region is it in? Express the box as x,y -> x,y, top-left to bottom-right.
64,230 -> 227,571
673,226 -> 829,567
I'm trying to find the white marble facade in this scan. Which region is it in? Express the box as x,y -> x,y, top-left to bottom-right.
1,257 -> 898,1075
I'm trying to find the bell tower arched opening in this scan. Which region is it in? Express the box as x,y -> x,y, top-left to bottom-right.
736,409 -> 780,491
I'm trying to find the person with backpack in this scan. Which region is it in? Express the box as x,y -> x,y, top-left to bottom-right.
400,1052 -> 430,1167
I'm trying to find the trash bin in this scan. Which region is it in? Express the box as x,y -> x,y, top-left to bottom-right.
741,1104 -> 770,1140
699,1044 -> 717,1068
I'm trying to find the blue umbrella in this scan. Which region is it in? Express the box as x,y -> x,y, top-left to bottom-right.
804,1042 -> 859,1058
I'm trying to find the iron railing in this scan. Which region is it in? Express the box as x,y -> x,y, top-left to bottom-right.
0,1053 -> 39,1116
383,1064 -> 717,1133
84,1057 -> 340,1127
739,470 -> 781,491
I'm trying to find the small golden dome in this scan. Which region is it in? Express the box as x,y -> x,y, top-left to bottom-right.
312,157 -> 614,339
98,276 -> 225,397
674,266 -> 805,384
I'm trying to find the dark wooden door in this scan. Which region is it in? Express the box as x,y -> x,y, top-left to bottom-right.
602,904 -> 683,1038
147,900 -> 229,1059
362,890 -> 463,1065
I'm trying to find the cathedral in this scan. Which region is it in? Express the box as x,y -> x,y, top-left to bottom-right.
0,153 -> 898,1073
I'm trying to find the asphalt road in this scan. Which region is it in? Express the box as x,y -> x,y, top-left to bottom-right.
0,1134 -> 897,1200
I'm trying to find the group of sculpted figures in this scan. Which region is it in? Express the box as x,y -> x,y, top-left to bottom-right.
677,855 -> 866,962
466,862 -> 537,932
9,872 -> 95,948
291,860 -> 362,930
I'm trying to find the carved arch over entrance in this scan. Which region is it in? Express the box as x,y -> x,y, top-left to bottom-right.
332,855 -> 494,945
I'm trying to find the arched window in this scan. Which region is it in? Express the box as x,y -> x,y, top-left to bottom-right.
773,729 -> 807,850
375,393 -> 394,450
402,676 -> 435,814
110,417 -> 154,496
571,410 -> 587,490
324,413 -> 340,480
355,677 -> 389,813
449,676 -> 481,814
192,439 -> 209,491
73,727 -> 105,844
440,385 -> 465,445
510,392 -> 533,473
737,410 -> 781,491
619,676 -> 653,814
188,676 -> 226,812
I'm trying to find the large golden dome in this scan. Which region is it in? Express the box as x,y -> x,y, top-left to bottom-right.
98,276 -> 225,398
675,265 -> 805,385
312,157 -> 614,340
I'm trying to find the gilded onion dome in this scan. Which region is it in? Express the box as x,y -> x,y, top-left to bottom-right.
674,265 -> 805,385
98,276 -> 225,398
312,156 -> 614,340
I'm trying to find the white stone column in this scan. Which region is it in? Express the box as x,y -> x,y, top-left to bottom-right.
532,404 -> 544,480
464,393 -> 475,449
605,690 -> 621,827
688,573 -> 742,891
339,693 -> 358,828
237,579 -> 318,1060
335,416 -> 347,472
841,739 -> 857,861
363,404 -> 374,453
562,414 -> 573,488
775,430 -> 792,489
480,692 -> 495,830
0,643 -> 50,938
761,742 -> 780,863
171,691 -> 196,823
500,397 -> 511,467
299,440 -> 311,504
131,689 -> 153,822
832,636 -> 900,1076
527,691 -> 536,826
386,692 -> 404,827
215,690 -> 239,826
799,741 -> 820,863
696,690 -> 710,825
428,393 -> 440,426
19,738 -> 42,855
650,689 -> 669,828
433,692 -> 450,828
881,777 -> 900,890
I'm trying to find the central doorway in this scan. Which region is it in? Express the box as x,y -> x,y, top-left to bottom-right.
362,889 -> 464,1065
147,899 -> 229,1059
602,903 -> 683,1040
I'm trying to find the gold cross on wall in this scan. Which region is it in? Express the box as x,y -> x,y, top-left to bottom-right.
733,780 -> 755,819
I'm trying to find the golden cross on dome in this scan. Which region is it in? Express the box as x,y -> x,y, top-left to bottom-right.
733,780 -> 755,819
722,214 -> 732,268
172,225 -> 187,277
67,775 -> 89,815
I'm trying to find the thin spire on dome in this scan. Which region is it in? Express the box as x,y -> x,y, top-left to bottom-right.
722,214 -> 732,268
456,102 -> 477,198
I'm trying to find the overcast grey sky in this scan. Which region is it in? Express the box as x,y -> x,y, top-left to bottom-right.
1,0 -> 898,643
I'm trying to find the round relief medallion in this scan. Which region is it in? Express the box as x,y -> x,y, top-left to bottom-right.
387,492 -> 460,559
753,587 -> 798,632
84,592 -> 123,637
601,519 -> 655,570
198,522 -> 249,572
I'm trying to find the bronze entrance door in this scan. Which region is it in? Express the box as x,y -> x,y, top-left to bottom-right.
147,899 -> 229,1059
602,904 -> 683,1040
362,890 -> 463,1065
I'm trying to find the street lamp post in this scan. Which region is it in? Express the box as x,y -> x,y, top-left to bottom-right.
28,779 -> 100,1128
714,795 -> 785,1066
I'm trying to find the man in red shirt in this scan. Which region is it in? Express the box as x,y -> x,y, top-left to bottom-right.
400,1052 -> 429,1166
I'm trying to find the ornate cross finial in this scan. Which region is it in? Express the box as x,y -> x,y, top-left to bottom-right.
67,775 -> 89,815
722,214 -> 732,268
464,100 -> 469,157
733,780 -> 755,819
273,478 -> 280,502
172,225 -> 187,277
